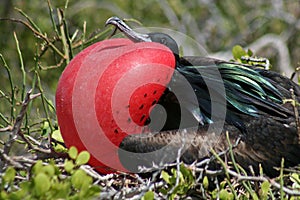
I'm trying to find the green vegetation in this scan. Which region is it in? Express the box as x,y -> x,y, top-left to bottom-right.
0,147 -> 100,199
0,0 -> 299,199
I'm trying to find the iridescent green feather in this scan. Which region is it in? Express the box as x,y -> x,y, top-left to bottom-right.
179,62 -> 284,118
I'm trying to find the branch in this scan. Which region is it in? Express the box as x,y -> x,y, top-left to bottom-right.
211,33 -> 294,78
0,18 -> 65,58
0,126 -> 12,132
0,149 -> 24,169
3,90 -> 40,156
248,34 -> 293,76
0,89 -> 40,171
227,168 -> 300,196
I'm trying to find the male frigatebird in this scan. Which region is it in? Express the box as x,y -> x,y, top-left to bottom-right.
106,17 -> 300,177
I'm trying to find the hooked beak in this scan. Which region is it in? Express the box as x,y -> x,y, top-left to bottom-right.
105,16 -> 152,43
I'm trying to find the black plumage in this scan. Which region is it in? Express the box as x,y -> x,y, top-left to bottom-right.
106,17 -> 300,177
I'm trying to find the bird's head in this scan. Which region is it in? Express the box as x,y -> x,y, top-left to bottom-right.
106,16 -> 180,57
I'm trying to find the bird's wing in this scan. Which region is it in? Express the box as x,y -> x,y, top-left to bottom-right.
175,57 -> 293,125
257,69 -> 300,100
119,118 -> 299,177
182,56 -> 300,100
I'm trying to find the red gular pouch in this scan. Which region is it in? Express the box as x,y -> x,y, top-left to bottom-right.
56,38 -> 176,174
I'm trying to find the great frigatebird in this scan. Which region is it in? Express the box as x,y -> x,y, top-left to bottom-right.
106,17 -> 300,177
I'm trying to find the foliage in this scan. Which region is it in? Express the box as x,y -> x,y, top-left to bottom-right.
159,164 -> 195,199
232,45 -> 271,70
0,0 -> 299,199
0,2 -> 107,199
0,147 -> 100,200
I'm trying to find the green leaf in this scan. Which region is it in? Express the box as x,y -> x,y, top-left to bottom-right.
68,146 -> 78,160
71,169 -> 87,190
159,188 -> 168,195
290,173 -> 300,183
19,181 -> 31,194
10,182 -> 29,199
291,173 -> 300,189
232,45 -> 246,60
142,191 -> 154,200
75,151 -> 90,166
8,191 -> 25,200
247,49 -> 253,56
3,167 -> 16,184
41,165 -> 55,177
161,170 -> 170,184
219,180 -> 227,189
51,182 -> 71,199
85,185 -> 101,198
219,189 -> 231,200
53,143 -> 67,152
51,129 -> 64,143
0,191 -> 8,199
64,159 -> 75,173
203,176 -> 209,189
41,121 -> 51,135
42,121 -> 49,130
19,181 -> 30,189
79,176 -> 93,198
34,173 -> 51,197
19,170 -> 27,177
179,164 -> 190,178
32,160 -> 43,175
170,168 -> 179,185
179,164 -> 194,183
260,181 -> 270,198
52,129 -> 67,152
